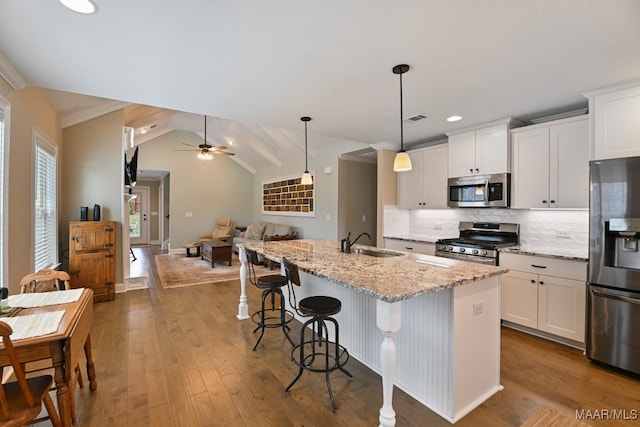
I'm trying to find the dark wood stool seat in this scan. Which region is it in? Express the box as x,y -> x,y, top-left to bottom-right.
245,248 -> 295,351
282,257 -> 352,411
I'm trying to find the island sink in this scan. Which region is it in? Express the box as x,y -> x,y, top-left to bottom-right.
354,248 -> 402,257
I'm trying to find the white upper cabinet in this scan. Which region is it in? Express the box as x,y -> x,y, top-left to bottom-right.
585,80 -> 640,160
511,115 -> 589,209
447,120 -> 514,178
397,144 -> 448,209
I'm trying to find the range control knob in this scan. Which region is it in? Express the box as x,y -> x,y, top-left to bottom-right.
472,249 -> 478,255
447,246 -> 453,251
459,248 -> 465,253
479,249 -> 487,256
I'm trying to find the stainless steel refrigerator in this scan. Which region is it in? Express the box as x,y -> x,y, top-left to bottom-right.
588,156 -> 640,375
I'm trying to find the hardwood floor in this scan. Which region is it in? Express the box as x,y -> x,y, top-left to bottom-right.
64,246 -> 640,426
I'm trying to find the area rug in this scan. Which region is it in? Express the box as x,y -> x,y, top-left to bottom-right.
521,405 -> 592,427
155,252 -> 275,289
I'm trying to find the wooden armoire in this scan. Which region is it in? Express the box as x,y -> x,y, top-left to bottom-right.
68,221 -> 116,302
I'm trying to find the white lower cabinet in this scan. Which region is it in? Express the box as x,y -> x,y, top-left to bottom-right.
384,238 -> 435,255
500,253 -> 586,343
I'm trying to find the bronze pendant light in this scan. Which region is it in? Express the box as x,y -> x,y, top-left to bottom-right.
301,116 -> 313,185
392,64 -> 412,172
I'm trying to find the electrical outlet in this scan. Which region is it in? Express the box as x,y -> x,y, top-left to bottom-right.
185,212 -> 193,217
362,215 -> 367,222
473,302 -> 483,316
556,230 -> 570,239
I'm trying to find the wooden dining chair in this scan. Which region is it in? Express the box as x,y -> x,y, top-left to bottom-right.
18,269 -> 71,294
18,269 -> 84,422
0,321 -> 62,427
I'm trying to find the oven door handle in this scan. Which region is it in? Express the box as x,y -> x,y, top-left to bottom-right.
592,289 -> 640,306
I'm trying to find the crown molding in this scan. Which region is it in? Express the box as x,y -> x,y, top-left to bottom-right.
370,142 -> 400,151
0,50 -> 28,90
61,100 -> 131,129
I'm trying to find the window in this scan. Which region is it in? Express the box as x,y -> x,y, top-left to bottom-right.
33,127 -> 58,271
0,96 -> 8,286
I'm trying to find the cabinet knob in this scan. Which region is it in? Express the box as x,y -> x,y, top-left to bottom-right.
542,200 -> 547,204
550,200 -> 556,204
470,168 -> 473,173
475,168 -> 479,173
531,279 -> 535,283
540,281 -> 545,285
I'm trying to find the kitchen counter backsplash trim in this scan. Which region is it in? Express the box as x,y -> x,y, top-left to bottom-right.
241,239 -> 507,303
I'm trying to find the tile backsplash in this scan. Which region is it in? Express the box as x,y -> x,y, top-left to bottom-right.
384,206 -> 589,252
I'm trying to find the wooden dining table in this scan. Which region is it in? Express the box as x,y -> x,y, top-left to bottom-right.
0,288 -> 97,427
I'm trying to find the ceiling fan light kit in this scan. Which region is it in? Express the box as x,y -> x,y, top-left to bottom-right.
300,116 -> 313,185
392,64 -> 413,172
177,115 -> 235,161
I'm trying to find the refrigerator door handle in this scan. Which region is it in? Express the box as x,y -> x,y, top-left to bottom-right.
592,288 -> 640,306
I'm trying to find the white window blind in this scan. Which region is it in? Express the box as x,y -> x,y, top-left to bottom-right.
0,100 -> 6,287
33,128 -> 57,271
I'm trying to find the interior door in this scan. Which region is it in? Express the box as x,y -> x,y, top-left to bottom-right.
129,187 -> 149,245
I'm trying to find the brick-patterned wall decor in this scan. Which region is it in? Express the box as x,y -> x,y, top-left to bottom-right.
262,174 -> 315,216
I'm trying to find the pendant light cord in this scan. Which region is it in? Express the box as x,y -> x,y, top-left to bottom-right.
399,71 -> 404,152
304,120 -> 309,172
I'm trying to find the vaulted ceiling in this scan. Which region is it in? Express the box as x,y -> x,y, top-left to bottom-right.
1,1 -> 639,173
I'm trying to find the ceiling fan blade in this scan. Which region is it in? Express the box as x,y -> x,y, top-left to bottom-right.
174,149 -> 199,152
211,145 -> 228,150
182,142 -> 197,148
215,151 -> 235,156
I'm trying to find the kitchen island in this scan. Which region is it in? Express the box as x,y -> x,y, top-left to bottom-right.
237,239 -> 508,426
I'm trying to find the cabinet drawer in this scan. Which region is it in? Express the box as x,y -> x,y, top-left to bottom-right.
384,239 -> 435,255
500,253 -> 586,281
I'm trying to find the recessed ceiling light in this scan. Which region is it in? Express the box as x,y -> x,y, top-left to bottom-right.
227,138 -> 235,146
446,115 -> 463,122
139,128 -> 148,134
59,0 -> 98,14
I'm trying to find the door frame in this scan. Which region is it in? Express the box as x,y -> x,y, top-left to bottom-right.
130,186 -> 150,245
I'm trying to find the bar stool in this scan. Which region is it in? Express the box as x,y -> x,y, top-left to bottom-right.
281,257 -> 353,411
245,248 -> 295,351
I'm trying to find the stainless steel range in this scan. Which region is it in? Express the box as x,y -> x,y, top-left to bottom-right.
435,221 -> 520,265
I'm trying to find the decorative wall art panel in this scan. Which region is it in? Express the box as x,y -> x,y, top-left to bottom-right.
262,174 -> 315,217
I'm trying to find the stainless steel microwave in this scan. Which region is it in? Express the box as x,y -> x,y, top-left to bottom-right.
448,173 -> 510,208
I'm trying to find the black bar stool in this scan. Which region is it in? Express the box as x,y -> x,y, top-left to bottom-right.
245,248 -> 295,351
281,257 -> 353,411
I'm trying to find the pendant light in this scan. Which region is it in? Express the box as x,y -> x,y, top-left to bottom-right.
392,64 -> 412,172
300,116 -> 313,185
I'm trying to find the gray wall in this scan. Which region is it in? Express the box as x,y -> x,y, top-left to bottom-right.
338,158 -> 377,244
253,136 -> 365,240
61,110 -> 125,281
137,130 -> 254,247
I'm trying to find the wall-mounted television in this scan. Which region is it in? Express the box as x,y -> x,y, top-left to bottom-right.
125,146 -> 138,187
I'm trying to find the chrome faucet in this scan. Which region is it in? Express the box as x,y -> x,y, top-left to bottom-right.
341,232 -> 371,253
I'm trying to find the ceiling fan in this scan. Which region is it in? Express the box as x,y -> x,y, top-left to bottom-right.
176,115 -> 235,160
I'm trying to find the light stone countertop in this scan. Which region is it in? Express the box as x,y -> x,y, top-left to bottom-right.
500,245 -> 588,262
385,235 -> 588,262
241,239 -> 508,303
383,234 -> 441,244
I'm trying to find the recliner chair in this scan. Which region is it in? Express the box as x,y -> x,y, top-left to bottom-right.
199,218 -> 234,242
